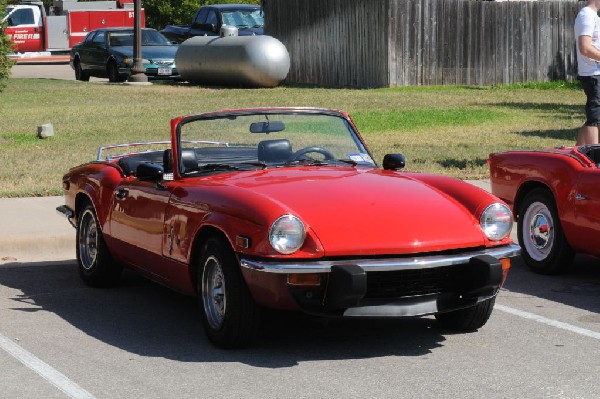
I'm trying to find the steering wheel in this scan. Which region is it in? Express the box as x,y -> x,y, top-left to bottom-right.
288,146 -> 335,162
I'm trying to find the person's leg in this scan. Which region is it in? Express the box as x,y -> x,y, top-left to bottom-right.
577,125 -> 599,145
579,76 -> 600,145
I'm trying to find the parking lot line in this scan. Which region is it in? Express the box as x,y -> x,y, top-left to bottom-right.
0,332 -> 96,399
496,305 -> 600,340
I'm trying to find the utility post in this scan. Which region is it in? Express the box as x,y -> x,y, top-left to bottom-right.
127,0 -> 148,83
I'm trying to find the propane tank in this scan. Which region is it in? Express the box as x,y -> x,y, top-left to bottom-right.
175,35 -> 290,88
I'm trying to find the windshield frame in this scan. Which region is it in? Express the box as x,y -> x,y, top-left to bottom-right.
172,108 -> 376,179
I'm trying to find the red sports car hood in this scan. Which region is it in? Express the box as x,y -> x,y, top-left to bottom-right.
211,167 -> 492,256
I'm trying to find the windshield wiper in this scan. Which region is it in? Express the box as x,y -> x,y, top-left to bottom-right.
283,159 -> 330,167
196,163 -> 241,172
283,159 -> 359,167
241,161 -> 268,169
336,158 -> 358,166
189,162 -> 268,174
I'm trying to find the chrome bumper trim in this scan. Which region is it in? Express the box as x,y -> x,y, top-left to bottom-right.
240,244 -> 521,274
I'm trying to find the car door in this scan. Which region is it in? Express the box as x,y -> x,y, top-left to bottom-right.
87,31 -> 109,75
78,31 -> 105,74
190,7 -> 219,36
569,169 -> 600,255
188,7 -> 212,37
109,178 -> 173,280
4,7 -> 43,52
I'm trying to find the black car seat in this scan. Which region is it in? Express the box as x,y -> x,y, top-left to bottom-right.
163,148 -> 199,173
257,139 -> 292,164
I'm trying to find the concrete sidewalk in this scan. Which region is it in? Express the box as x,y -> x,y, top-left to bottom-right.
0,180 -> 493,265
0,196 -> 74,264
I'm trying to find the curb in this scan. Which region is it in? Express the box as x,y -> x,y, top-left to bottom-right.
0,197 -> 74,265
11,55 -> 70,65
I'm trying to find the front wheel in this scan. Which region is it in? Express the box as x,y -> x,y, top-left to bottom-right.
517,188 -> 574,274
435,297 -> 496,331
74,59 -> 89,81
197,237 -> 260,349
107,61 -> 125,83
76,204 -> 122,287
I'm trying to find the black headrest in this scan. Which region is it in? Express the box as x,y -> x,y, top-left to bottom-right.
257,139 -> 292,164
118,151 -> 163,176
163,148 -> 198,173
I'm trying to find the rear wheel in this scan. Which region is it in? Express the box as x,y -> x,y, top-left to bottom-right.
107,60 -> 125,83
435,297 -> 496,331
517,188 -> 574,274
74,59 -> 89,81
196,237 -> 260,349
76,204 -> 122,287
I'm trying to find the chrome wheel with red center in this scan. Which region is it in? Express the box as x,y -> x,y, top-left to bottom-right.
517,188 -> 574,274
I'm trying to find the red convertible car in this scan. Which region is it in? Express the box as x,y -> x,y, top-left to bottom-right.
489,145 -> 600,275
58,107 -> 519,348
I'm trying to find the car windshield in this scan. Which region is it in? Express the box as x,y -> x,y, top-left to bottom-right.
108,30 -> 171,47
221,9 -> 264,29
177,110 -> 376,176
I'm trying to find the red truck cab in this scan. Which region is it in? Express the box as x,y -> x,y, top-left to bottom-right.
2,0 -> 140,54
3,2 -> 45,52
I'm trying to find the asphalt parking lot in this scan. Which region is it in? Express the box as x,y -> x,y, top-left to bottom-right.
3,64 -> 600,399
1,255 -> 599,399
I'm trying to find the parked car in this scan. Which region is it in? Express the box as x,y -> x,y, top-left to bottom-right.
57,107 -> 519,348
70,27 -> 180,82
489,145 -> 600,274
161,4 -> 263,43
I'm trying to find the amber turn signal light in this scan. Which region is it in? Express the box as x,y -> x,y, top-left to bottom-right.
287,273 -> 321,286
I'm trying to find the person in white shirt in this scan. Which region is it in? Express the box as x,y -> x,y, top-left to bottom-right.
575,0 -> 600,145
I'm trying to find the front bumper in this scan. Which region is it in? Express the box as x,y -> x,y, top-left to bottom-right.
240,244 -> 520,317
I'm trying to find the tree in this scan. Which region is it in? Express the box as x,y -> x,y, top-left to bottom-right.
0,0 -> 14,91
142,0 -> 260,30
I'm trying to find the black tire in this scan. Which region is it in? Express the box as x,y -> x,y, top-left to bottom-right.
76,204 -> 122,287
74,59 -> 89,82
196,237 -> 260,349
107,60 -> 125,83
517,188 -> 574,274
435,297 -> 496,331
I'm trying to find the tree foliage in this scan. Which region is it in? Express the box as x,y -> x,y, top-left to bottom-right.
143,0 -> 260,30
0,0 -> 15,90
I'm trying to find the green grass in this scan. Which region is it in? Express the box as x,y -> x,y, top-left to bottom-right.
352,109 -> 507,132
0,78 -> 585,197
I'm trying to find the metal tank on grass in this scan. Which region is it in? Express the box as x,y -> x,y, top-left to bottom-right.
175,26 -> 290,87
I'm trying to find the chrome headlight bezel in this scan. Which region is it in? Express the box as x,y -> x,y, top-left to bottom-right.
269,215 -> 306,254
480,203 -> 513,241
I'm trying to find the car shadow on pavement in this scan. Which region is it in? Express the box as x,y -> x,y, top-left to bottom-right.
0,260 -> 448,368
501,255 -> 600,316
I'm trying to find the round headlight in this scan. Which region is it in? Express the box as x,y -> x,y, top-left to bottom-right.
269,215 -> 306,254
480,203 -> 513,241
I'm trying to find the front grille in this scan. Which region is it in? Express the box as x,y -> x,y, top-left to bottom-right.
152,60 -> 174,66
365,264 -> 469,298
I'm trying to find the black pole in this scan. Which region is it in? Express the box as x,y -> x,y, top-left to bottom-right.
128,0 -> 148,83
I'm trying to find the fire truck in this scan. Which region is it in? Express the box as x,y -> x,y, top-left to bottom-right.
2,0 -> 144,55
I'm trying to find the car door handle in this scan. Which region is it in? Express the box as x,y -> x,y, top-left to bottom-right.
115,188 -> 128,200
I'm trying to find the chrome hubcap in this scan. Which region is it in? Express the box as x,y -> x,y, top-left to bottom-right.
202,256 -> 226,330
78,210 -> 98,270
523,201 -> 554,261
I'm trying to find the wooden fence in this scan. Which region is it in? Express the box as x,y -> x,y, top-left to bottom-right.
263,0 -> 582,88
